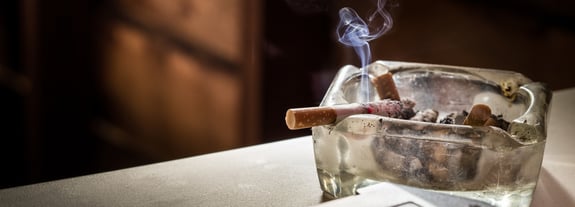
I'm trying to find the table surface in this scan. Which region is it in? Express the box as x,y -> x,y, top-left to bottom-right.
1,88 -> 574,207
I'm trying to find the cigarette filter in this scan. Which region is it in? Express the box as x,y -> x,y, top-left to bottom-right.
463,104 -> 492,126
372,72 -> 401,101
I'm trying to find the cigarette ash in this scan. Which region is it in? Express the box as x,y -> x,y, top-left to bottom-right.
367,102 -> 512,189
499,78 -> 519,101
371,133 -> 482,189
386,103 -> 510,131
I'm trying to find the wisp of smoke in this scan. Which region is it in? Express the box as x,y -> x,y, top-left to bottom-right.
336,0 -> 393,102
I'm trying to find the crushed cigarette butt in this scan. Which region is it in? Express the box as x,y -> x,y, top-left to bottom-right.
463,104 -> 492,126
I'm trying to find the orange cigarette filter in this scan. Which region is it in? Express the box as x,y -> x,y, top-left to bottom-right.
285,107 -> 337,130
372,72 -> 400,101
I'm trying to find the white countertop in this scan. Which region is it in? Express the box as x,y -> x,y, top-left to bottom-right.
531,87 -> 575,206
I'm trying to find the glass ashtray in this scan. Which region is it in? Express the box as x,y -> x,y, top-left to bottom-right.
312,60 -> 552,207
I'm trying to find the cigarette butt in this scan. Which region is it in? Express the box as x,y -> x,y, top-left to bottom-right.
372,72 -> 401,101
410,109 -> 438,123
463,104 -> 492,126
439,111 -> 467,125
285,99 -> 415,130
500,79 -> 519,101
285,107 -> 337,130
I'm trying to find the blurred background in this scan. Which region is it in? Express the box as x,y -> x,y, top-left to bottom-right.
0,0 -> 573,188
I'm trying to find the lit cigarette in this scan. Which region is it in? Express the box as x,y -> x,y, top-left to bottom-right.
285,99 -> 415,130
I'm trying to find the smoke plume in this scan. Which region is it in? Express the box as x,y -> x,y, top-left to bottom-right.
337,0 -> 393,102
